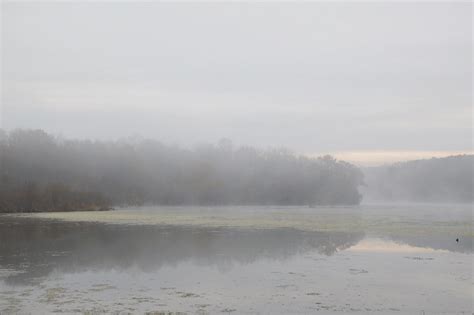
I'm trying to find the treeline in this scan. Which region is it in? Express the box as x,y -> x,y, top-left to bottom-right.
0,129 -> 364,212
0,182 -> 111,213
362,155 -> 473,203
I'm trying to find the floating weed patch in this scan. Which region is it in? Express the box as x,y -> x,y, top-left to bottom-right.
145,311 -> 187,315
220,308 -> 236,313
404,256 -> 434,260
131,296 -> 157,303
42,287 -> 66,303
195,304 -> 211,309
176,292 -> 200,298
349,268 -> 368,275
89,284 -> 117,292
26,207 -> 472,241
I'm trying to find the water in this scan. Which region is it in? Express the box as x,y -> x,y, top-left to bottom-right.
0,204 -> 472,314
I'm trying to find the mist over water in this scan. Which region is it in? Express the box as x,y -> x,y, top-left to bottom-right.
0,129 -> 365,210
1,129 -> 472,213
0,204 -> 472,313
1,1 -> 472,314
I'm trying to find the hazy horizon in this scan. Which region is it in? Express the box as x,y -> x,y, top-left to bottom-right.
1,3 -> 473,313
1,2 -> 472,166
1,127 -> 472,167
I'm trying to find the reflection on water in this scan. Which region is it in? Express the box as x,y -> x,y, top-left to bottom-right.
383,232 -> 473,254
0,206 -> 472,314
1,209 -> 472,286
347,238 -> 450,253
0,217 -> 364,285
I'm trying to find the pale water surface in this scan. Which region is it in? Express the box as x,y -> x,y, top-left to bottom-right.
0,204 -> 472,314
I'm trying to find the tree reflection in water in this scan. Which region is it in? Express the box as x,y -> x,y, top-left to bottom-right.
0,217 -> 364,285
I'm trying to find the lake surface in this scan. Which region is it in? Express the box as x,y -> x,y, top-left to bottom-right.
0,204 -> 472,314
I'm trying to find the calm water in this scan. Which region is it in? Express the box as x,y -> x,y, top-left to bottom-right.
0,204 -> 472,314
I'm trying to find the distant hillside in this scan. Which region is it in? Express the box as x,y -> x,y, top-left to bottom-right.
362,155 -> 473,203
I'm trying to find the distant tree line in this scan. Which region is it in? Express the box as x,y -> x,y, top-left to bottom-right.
362,155 -> 473,203
0,182 -> 111,213
0,129 -> 364,212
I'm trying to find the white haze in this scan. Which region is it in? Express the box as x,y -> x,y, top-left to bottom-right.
1,2 -> 472,164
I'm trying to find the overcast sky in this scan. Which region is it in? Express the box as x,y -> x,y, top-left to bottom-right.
1,2 -> 472,165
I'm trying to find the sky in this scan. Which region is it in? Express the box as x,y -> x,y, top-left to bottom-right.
1,2 -> 472,165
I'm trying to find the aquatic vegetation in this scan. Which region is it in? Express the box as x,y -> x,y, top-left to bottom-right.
0,205 -> 471,314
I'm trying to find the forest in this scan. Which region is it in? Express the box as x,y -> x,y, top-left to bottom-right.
0,129 -> 364,212
363,155 -> 473,203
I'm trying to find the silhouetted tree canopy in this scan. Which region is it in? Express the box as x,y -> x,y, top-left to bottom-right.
0,129 -> 364,212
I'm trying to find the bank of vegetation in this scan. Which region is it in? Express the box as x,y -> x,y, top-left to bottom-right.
0,129 -> 364,212
363,155 -> 473,203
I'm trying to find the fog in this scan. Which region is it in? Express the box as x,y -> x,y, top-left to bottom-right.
2,2 -> 472,158
0,129 -> 364,212
1,129 -> 472,214
362,155 -> 474,203
1,2 -> 473,211
1,3 -> 472,313
0,216 -> 365,285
